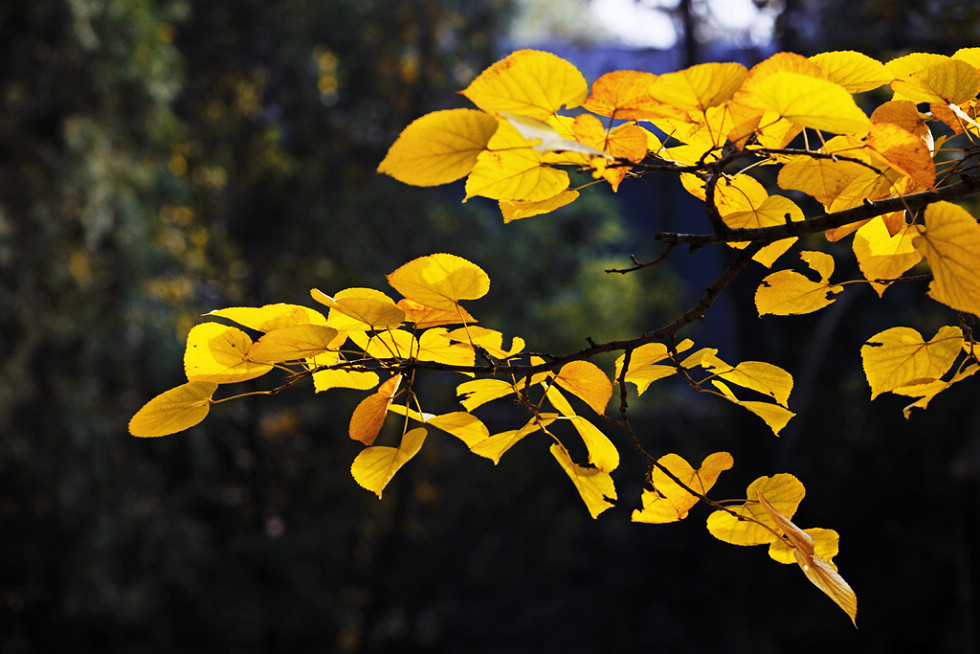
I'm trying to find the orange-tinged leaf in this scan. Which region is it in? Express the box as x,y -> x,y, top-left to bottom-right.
769,527 -> 839,566
706,473 -> 805,546
867,122 -> 935,190
755,250 -> 844,316
777,155 -> 872,208
853,218 -> 922,297
583,69 -> 667,120
184,323 -> 273,383
464,121 -> 570,202
312,369 -> 380,393
632,452 -> 733,524
312,287 -> 405,330
377,108 -> 499,186
387,253 -> 490,311
350,427 -> 426,498
810,50 -> 892,93
647,62 -> 748,113
861,325 -> 963,400
890,58 -> 980,105
461,49 -> 587,119
129,381 -> 218,438
553,360 -> 612,415
396,298 -> 477,329
349,375 -> 402,445
870,100 -> 931,140
470,414 -> 555,463
550,442 -> 617,519
748,72 -> 872,134
756,492 -> 858,626
500,189 -> 579,222
206,304 -> 327,331
246,324 -> 340,363
912,201 -> 980,318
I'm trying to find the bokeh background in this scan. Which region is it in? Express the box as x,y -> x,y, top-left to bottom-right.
3,1 -> 980,652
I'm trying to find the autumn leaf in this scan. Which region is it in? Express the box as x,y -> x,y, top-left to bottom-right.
500,189 -> 579,222
890,58 -> 980,105
867,122 -> 936,190
246,324 -> 340,363
350,427 -> 426,498
810,50 -> 892,93
647,62 -> 748,114
470,414 -> 555,464
129,381 -> 218,438
184,323 -> 273,383
456,378 -> 518,412
311,287 -> 405,330
387,253 -> 490,311
613,339 -> 693,395
632,452 -> 733,524
550,442 -> 617,519
396,298 -> 477,329
892,363 -> 979,418
583,69 -> 677,121
852,217 -> 922,297
755,250 -> 845,316
312,369 -> 380,393
461,49 -> 587,119
912,201 -> 980,318
464,120 -> 571,202
706,473 -> 805,546
748,72 -> 872,134
349,375 -> 402,445
206,303 -> 327,331
425,411 -> 490,448
861,325 -> 963,400
553,360 -> 613,416
377,108 -> 499,186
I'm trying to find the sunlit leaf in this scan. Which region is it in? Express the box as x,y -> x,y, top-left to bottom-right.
583,69 -> 677,121
613,339 -> 693,395
461,49 -> 587,119
351,427 -> 426,498
852,217 -> 922,297
426,411 -> 490,448
755,250 -> 845,316
470,414 -> 555,463
396,298 -> 477,329
748,72 -> 872,134
129,381 -> 218,438
550,442 -> 617,519
206,304 -> 327,331
810,50 -> 892,93
647,62 -> 748,113
348,375 -> 402,445
632,452 -> 733,524
867,122 -> 935,190
553,360 -> 613,415
711,380 -> 794,436
444,325 -> 524,359
457,378 -> 519,411
893,363 -> 979,418
502,112 -> 609,158
768,527 -> 839,566
387,253 -> 490,311
184,323 -> 273,383
377,108 -> 499,186
912,201 -> 980,318
312,287 -> 405,330
890,58 -> 980,105
312,369 -> 380,393
500,189 -> 579,222
464,120 -> 571,202
706,473 -> 805,546
416,328 -> 477,367
246,324 -> 340,363
861,325 -> 963,400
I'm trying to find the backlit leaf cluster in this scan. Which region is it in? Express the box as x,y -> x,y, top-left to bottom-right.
133,47 -> 980,625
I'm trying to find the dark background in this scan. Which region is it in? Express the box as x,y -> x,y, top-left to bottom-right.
2,0 -> 979,652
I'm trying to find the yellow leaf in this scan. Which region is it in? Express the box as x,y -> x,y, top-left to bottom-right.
129,381 -> 218,438
416,328 -> 476,367
748,72 -> 872,134
861,325 -> 963,400
470,414 -> 555,464
550,442 -> 617,519
246,324 -> 340,363
461,49 -> 587,119
350,328 -> 417,361
713,360 -> 794,408
312,369 -> 380,393
777,154 -> 872,208
768,527 -> 839,566
553,360 -> 612,415
351,427 -> 426,498
349,375 -> 402,445
456,378 -> 518,411
566,415 -> 619,473
613,339 -> 693,395
894,362 -> 979,418
501,112 -> 609,158
852,218 -> 923,297
953,47 -> 980,69
444,325 -> 524,359
912,201 -> 980,318
500,189 -> 579,222
711,380 -> 794,436
377,108 -> 499,186
647,62 -> 748,113
583,69 -> 680,121
464,120 -> 570,202
867,122 -> 936,190
755,250 -> 844,316
706,473 -> 805,546
386,253 -> 490,311
810,50 -> 893,93
756,491 -> 858,626
311,287 -> 405,330
632,451 -> 733,524
396,298 -> 477,329
426,411 -> 490,448
890,58 -> 980,105
184,323 -> 273,383
206,303 -> 327,331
